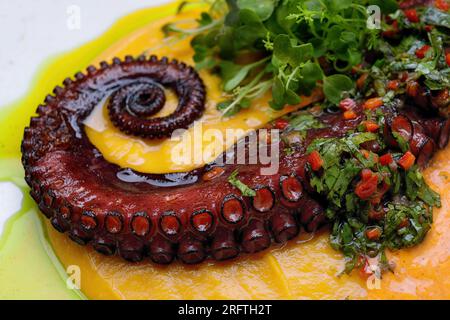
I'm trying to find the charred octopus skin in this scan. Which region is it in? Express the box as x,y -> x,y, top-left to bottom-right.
107,56 -> 206,139
21,55 -> 449,265
21,55 -> 329,264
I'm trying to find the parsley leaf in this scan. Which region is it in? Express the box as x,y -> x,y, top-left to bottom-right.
228,169 -> 256,197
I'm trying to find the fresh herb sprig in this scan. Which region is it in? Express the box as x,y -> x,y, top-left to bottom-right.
164,0 -> 395,115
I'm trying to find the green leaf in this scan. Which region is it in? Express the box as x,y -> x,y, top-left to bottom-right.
385,203 -> 432,250
298,61 -> 324,93
271,76 -> 286,109
217,27 -> 235,59
234,9 -> 268,48
220,57 -> 270,92
228,169 -> 256,197
237,0 -> 276,21
392,132 -> 409,153
350,132 -> 378,146
274,0 -> 298,33
273,34 -> 313,66
217,100 -> 241,116
220,61 -> 250,92
405,166 -> 441,207
270,75 -> 302,109
341,222 -> 353,244
289,112 -> 325,131
225,0 -> 240,26
310,38 -> 327,58
418,184 -> 441,208
285,89 -> 301,105
368,0 -> 398,14
323,74 -> 354,104
197,12 -> 213,26
325,0 -> 352,12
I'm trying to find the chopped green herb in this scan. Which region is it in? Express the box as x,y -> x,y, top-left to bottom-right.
288,112 -> 325,132
405,166 -> 441,207
392,132 -> 410,153
228,169 -> 256,197
384,202 -> 433,250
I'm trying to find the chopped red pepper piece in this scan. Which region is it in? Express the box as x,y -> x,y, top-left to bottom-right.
343,110 -> 357,120
363,97 -> 383,110
415,45 -> 431,59
308,150 -> 323,171
399,71 -> 409,82
366,227 -> 381,241
360,150 -> 379,163
435,0 -> 450,11
355,169 -> 378,200
398,151 -> 416,170
274,118 -> 289,130
387,80 -> 400,91
382,20 -> 399,38
379,153 -> 394,166
446,53 -> 450,67
404,9 -> 420,23
351,64 -> 363,75
363,120 -> 380,133
361,168 -> 373,180
369,208 -> 385,221
356,73 -> 368,90
398,218 -> 410,229
359,257 -> 374,279
361,149 -> 370,159
424,25 -> 433,32
406,81 -> 419,97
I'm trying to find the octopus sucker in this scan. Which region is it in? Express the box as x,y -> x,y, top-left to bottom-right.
21,50 -> 449,266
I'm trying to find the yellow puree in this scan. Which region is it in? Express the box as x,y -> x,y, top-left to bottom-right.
45,5 -> 450,299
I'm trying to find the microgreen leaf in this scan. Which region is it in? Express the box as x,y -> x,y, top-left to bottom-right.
325,0 -> 353,12
323,74 -> 354,104
273,34 -> 313,66
234,9 -> 268,49
220,61 -> 250,92
368,0 -> 398,14
237,0 -> 276,21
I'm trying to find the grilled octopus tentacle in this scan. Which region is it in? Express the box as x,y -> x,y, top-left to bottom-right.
21,56 -> 448,264
107,56 -> 206,139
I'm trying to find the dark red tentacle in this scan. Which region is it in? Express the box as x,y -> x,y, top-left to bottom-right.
21,54 -> 447,265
